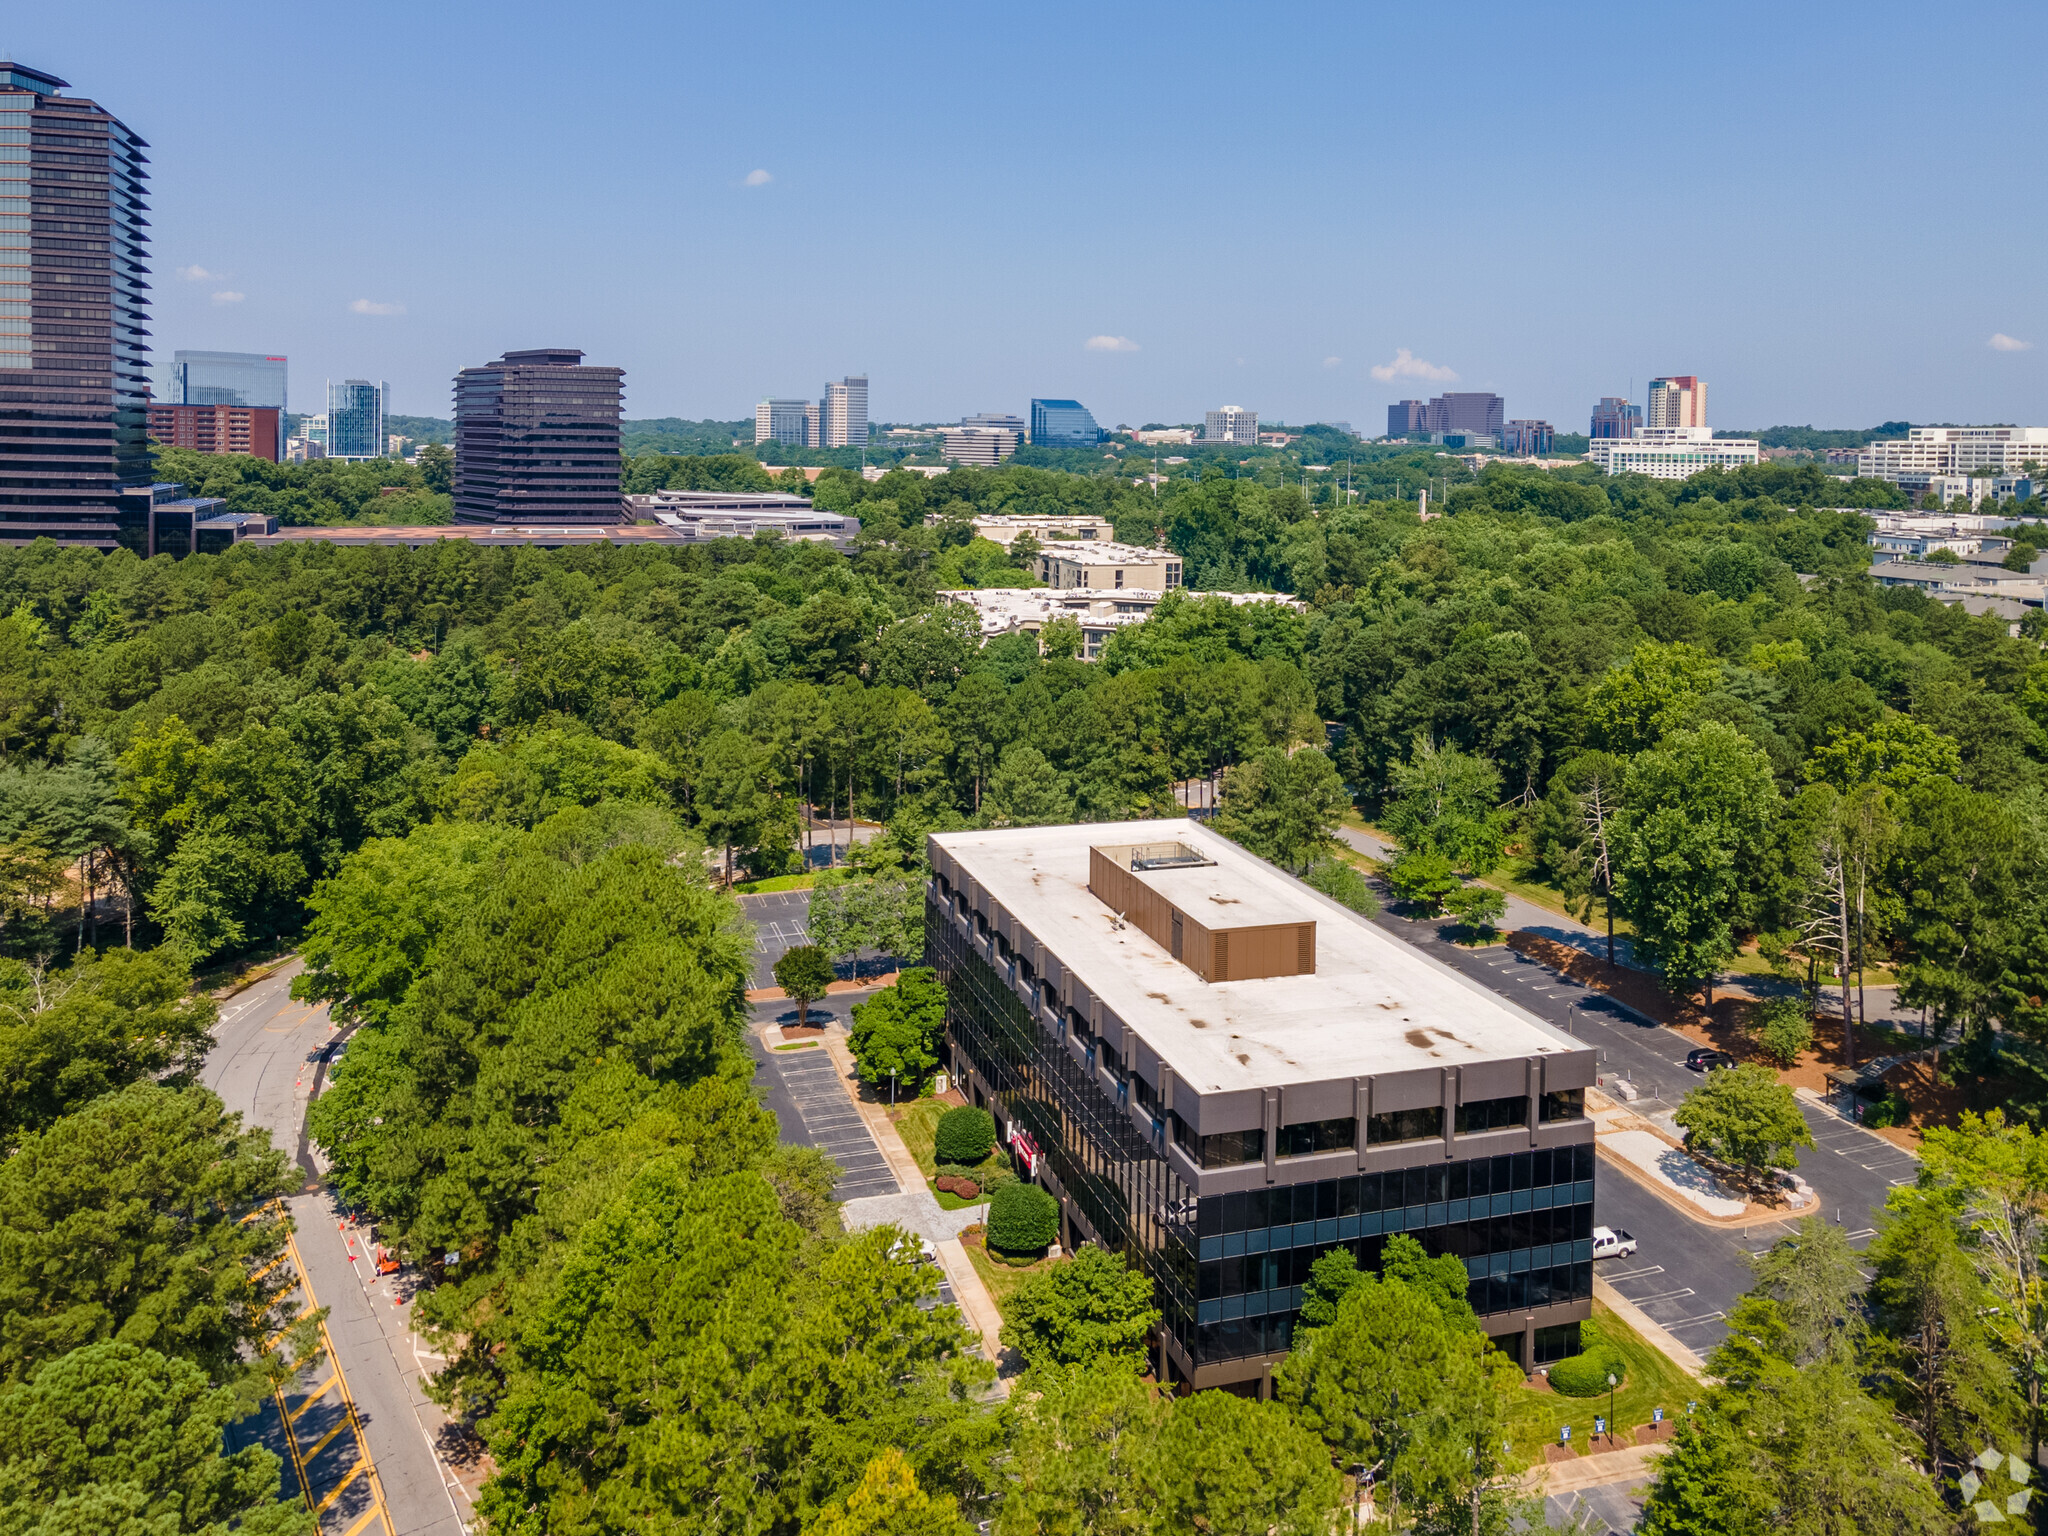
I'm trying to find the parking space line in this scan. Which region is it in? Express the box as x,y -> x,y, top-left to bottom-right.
1623,1287 -> 1696,1305
1658,1310 -> 1727,1329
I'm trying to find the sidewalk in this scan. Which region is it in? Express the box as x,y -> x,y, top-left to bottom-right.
802,1021 -> 1012,1368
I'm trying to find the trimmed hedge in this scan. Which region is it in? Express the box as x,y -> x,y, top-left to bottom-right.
934,1105 -> 996,1166
1549,1346 -> 1626,1397
987,1182 -> 1060,1255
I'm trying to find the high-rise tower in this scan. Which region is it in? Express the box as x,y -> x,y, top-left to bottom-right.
0,62 -> 153,547
453,348 -> 624,523
1646,376 -> 1707,429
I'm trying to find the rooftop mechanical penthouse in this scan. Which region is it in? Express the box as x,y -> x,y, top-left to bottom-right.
927,820 -> 1597,1394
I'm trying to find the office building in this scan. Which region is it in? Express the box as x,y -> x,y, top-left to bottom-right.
1424,393 -> 1504,437
453,348 -> 625,524
621,489 -> 858,545
755,398 -> 811,447
1031,399 -> 1103,447
1501,420 -> 1555,457
963,412 -> 1027,434
1034,539 -> 1183,592
929,820 -> 1597,1390
1586,426 -> 1759,479
941,588 -> 1303,662
970,514 -> 1108,546
157,351 -> 288,458
147,403 -> 284,462
0,62 -> 153,548
1645,376 -> 1707,430
326,379 -> 387,460
1204,406 -> 1258,445
942,426 -> 1022,466
1856,427 -> 2048,491
113,482 -> 272,558
822,375 -> 868,448
1589,397 -> 1641,440
1387,401 -> 1428,438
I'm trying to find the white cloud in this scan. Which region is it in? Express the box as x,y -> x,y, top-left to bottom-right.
210,290 -> 244,305
1990,332 -> 2033,352
1369,347 -> 1458,383
743,168 -> 772,186
175,264 -> 220,281
1084,334 -> 1140,353
350,298 -> 405,316
1322,355 -> 1342,368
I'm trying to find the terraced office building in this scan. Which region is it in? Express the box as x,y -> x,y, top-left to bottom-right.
453,348 -> 624,523
0,62 -> 153,547
928,820 -> 1597,1394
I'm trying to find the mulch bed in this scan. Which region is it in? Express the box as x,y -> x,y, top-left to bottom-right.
1634,1421 -> 1677,1445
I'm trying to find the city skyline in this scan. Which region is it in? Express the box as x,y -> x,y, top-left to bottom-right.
12,2 -> 2045,434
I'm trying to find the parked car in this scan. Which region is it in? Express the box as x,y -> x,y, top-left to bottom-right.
1685,1048 -> 1737,1072
1591,1226 -> 1637,1260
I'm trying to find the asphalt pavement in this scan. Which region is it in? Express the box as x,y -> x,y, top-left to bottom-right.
747,997 -> 901,1202
203,965 -> 469,1536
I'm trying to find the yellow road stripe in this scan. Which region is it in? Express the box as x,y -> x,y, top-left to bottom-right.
300,1416 -> 351,1464
314,1458 -> 367,1512
341,1507 -> 383,1536
290,1375 -> 337,1421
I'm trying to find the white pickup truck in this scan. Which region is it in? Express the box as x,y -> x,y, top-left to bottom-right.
1591,1226 -> 1637,1260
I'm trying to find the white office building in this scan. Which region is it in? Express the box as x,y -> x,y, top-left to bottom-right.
823,375 -> 869,448
754,398 -> 811,446
1586,426 -> 1760,479
1203,406 -> 1258,445
941,426 -> 1022,465
1858,427 -> 2048,491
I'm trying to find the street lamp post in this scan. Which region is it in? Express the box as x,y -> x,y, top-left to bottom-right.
1608,1372 -> 1618,1448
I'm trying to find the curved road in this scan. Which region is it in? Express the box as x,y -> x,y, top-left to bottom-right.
203,962 -> 471,1536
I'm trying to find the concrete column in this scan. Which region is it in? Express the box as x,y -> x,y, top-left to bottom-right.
1356,1076 -> 1372,1170
1521,1316 -> 1536,1374
1263,1090 -> 1278,1184
1441,1067 -> 1456,1159
1529,1055 -> 1543,1147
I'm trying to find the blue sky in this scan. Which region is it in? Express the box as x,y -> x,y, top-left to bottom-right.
19,2 -> 2045,431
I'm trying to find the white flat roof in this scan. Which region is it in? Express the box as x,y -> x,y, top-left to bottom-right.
1037,539 -> 1178,566
933,819 -> 1576,1095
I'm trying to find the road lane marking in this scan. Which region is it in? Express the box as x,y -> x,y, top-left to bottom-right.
291,1375 -> 338,1421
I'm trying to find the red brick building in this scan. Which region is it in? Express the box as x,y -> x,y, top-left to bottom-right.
147,403 -> 283,461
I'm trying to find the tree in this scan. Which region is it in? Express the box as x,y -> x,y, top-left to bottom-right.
1443,883 -> 1506,939
848,967 -> 948,1094
774,944 -> 835,1029
1673,1065 -> 1813,1193
1380,1231 -> 1478,1329
1380,735 -> 1510,877
1213,745 -> 1346,874
1637,1415 -> 1771,1536
1753,995 -> 1814,1068
1151,1391 -> 1343,1536
0,947 -> 216,1149
998,1245 -> 1159,1373
1303,855 -> 1377,916
1616,723 -> 1779,999
994,1361 -> 1163,1536
0,1340 -> 311,1536
1805,715 -> 1962,793
1868,1185 -> 2026,1475
1585,641 -> 1722,755
1545,750 -> 1627,965
415,441 -> 454,494
983,745 -> 1074,828
0,1084 -> 299,1385
1386,847 -> 1461,914
805,1448 -> 973,1536
1298,1247 -> 1365,1329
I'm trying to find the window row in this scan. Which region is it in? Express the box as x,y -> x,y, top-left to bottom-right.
1200,1203 -> 1594,1294
1193,1143 -> 1595,1237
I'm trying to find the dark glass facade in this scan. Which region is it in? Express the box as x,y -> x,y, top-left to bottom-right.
931,892 -> 1595,1384
0,62 -> 153,548
454,348 -> 624,524
1029,398 -> 1101,447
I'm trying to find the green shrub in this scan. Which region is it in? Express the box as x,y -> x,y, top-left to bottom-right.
1548,1346 -> 1625,1397
1756,996 -> 1814,1067
1861,1089 -> 1909,1129
1305,857 -> 1379,917
934,1105 -> 996,1166
987,1181 -> 1060,1255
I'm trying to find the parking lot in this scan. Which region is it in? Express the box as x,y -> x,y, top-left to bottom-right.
748,1002 -> 900,1202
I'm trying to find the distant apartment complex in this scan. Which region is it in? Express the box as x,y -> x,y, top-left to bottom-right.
1645,376 -> 1707,430
325,379 -> 387,461
1034,539 -> 1183,592
148,403 -> 284,462
1856,427 -> 2048,504
1501,420 -> 1554,457
453,348 -> 624,524
1030,398 -> 1102,446
1587,426 -> 1759,479
1589,397 -> 1642,439
1204,406 -> 1258,445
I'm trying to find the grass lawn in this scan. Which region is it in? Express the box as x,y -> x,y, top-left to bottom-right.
772,1040 -> 820,1052
959,1226 -> 1055,1320
1481,855 -> 1634,937
733,871 -> 820,895
1502,1302 -> 1696,1463
892,1099 -> 946,1176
